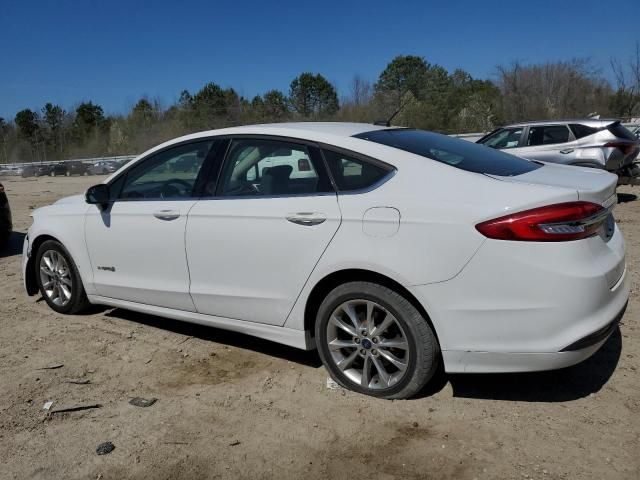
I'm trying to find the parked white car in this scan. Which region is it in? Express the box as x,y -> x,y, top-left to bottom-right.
22,123 -> 628,398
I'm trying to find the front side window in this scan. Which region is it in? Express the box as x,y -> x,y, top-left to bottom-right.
478,128 -> 523,149
118,141 -> 213,200
218,139 -> 332,196
527,125 -> 571,146
323,149 -> 392,191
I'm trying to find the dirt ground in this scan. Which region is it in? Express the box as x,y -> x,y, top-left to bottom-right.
0,174 -> 638,480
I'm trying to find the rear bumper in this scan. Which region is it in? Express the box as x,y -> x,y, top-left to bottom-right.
440,302 -> 625,373
409,224 -> 629,373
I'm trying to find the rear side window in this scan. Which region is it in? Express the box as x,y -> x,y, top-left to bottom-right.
218,139 -> 333,196
323,149 -> 392,191
527,125 -> 571,146
608,122 -> 637,141
354,129 -> 540,177
570,124 -> 599,139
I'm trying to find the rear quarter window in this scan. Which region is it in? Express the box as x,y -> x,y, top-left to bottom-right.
570,124 -> 600,139
354,129 -> 540,177
322,149 -> 392,191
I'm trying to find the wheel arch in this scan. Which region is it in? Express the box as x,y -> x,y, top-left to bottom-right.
25,234 -> 62,295
303,268 -> 440,348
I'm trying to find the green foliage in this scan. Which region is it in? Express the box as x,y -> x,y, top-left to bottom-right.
263,90 -> 288,119
374,55 -> 429,109
289,73 -> 339,118
15,109 -> 40,139
72,102 -> 106,140
0,55 -> 626,163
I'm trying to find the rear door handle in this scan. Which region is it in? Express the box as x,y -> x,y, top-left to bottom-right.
286,212 -> 327,226
153,210 -> 180,221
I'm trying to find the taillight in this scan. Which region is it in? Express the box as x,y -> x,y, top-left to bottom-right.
476,202 -> 607,242
604,141 -> 637,155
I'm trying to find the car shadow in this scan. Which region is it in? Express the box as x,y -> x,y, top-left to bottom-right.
444,327 -> 622,402
0,231 -> 26,258
100,307 -> 621,401
104,308 -> 323,368
617,193 -> 637,203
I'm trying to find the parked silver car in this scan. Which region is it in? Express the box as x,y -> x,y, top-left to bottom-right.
477,120 -> 640,182
87,161 -> 119,175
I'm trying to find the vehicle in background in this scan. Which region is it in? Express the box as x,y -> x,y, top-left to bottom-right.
50,163 -> 68,177
477,120 -> 640,183
0,182 -> 12,248
88,161 -> 119,175
21,164 -> 53,178
624,124 -> 640,139
0,165 -> 24,177
65,161 -> 89,176
168,154 -> 201,173
23,122 -> 628,399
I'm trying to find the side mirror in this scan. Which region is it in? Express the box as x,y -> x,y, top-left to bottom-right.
86,184 -> 110,207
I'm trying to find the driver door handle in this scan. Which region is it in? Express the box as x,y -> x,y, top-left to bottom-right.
286,212 -> 327,226
153,210 -> 180,221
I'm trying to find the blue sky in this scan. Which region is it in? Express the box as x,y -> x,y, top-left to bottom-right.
1,0 -> 638,119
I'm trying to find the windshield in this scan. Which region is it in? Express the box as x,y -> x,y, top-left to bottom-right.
354,129 -> 541,176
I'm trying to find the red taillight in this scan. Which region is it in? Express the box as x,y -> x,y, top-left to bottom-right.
476,202 -> 606,242
298,159 -> 311,171
604,141 -> 637,155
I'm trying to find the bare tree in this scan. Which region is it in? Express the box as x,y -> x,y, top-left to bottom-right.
349,74 -> 372,107
610,42 -> 640,118
496,58 -> 611,122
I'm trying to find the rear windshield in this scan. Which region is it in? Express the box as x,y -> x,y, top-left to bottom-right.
608,122 -> 637,141
354,129 -> 541,176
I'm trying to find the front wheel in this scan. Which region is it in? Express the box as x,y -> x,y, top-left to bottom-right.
35,240 -> 89,314
315,281 -> 439,399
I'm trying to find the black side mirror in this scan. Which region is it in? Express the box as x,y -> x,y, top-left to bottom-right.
86,184 -> 111,207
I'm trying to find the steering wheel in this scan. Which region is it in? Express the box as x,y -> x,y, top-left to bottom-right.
160,178 -> 192,198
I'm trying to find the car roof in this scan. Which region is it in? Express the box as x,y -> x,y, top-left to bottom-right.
133,122 -> 396,162
161,122 -> 391,145
503,119 -> 618,128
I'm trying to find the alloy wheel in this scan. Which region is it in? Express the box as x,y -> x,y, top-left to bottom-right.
39,250 -> 73,307
326,299 -> 410,390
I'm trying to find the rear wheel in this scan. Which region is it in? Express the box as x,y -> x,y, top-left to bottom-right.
35,240 -> 89,314
316,281 -> 439,399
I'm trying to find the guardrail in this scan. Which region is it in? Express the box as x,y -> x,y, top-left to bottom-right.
0,155 -> 138,169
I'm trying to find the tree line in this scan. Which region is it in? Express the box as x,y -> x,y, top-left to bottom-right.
1,49 -> 639,163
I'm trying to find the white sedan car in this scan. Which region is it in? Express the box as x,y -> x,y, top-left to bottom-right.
22,122 -> 628,399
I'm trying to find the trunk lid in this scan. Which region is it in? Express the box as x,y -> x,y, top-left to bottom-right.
488,162 -> 617,208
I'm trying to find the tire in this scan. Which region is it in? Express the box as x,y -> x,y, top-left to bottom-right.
35,240 -> 89,314
315,281 -> 439,399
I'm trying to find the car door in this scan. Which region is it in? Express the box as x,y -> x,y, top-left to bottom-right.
510,124 -> 578,164
84,139 -> 217,311
186,137 -> 341,326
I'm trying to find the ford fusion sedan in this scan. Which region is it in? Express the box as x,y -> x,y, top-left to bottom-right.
477,119 -> 640,182
22,123 -> 628,399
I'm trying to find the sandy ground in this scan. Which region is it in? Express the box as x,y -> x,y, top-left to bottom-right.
0,174 -> 638,480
